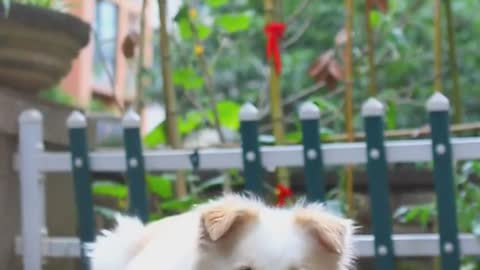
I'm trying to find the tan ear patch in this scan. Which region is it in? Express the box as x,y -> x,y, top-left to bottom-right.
200,202 -> 258,241
295,209 -> 352,255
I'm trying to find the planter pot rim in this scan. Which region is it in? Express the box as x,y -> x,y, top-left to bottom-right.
0,3 -> 90,47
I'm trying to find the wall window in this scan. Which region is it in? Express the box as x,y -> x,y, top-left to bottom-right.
93,0 -> 119,91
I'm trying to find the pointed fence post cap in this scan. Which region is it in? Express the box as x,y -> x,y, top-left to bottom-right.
19,109 -> 42,124
426,92 -> 450,112
361,97 -> 384,116
122,108 -> 141,128
299,101 -> 320,120
67,111 -> 87,128
240,103 -> 259,121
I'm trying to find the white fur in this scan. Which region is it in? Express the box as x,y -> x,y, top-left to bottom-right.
89,215 -> 145,270
89,194 -> 356,270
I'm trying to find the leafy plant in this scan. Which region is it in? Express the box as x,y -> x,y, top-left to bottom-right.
393,161 -> 480,268
394,161 -> 480,236
38,86 -> 74,106
144,100 -> 240,148
92,170 -> 246,222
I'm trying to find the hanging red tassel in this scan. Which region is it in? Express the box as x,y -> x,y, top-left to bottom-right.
275,183 -> 293,207
264,22 -> 286,75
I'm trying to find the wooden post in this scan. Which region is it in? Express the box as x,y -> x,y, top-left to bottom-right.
158,0 -> 187,197
433,0 -> 443,92
263,0 -> 290,187
344,0 -> 355,216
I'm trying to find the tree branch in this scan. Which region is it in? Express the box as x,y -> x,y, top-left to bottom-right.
259,82 -> 325,120
285,0 -> 313,25
187,9 -> 226,144
282,15 -> 313,49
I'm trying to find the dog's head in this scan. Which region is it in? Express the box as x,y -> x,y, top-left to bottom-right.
195,194 -> 356,270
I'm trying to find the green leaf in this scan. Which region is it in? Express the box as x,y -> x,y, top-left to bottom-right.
320,127 -> 335,140
173,5 -> 188,22
312,98 -> 340,116
216,14 -> 251,33
38,86 -> 74,106
160,196 -> 199,212
369,10 -> 382,28
144,123 -> 166,148
216,100 -> 241,130
184,77 -> 205,90
92,181 -> 128,199
178,18 -> 193,40
386,100 -> 397,129
198,24 -> 213,40
173,67 -> 204,90
206,0 -> 228,8
179,112 -> 204,134
286,131 -> 301,143
147,175 -> 173,199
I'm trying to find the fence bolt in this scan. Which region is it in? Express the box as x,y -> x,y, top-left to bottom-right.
444,242 -> 454,253
306,149 -> 317,160
74,158 -> 83,168
377,245 -> 388,256
436,144 -> 446,155
245,151 -> 256,162
129,158 -> 138,168
369,148 -> 380,160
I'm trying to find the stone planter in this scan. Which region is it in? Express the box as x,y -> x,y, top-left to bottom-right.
0,3 -> 90,93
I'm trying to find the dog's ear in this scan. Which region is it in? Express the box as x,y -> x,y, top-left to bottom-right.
295,209 -> 354,255
199,197 -> 258,242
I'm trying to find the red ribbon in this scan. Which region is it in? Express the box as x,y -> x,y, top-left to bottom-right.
264,22 -> 286,75
275,183 -> 293,207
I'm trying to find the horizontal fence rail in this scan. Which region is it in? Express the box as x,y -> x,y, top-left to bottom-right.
29,137 -> 480,172
14,234 -> 480,258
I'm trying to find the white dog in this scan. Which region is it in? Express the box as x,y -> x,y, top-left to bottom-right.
89,194 -> 356,270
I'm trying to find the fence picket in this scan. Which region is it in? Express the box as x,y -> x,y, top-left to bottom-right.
67,111 -> 95,270
300,101 -> 325,202
427,92 -> 461,270
240,103 -> 264,195
362,98 -> 395,270
122,109 -> 149,223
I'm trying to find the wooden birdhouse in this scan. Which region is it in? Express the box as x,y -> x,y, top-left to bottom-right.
308,49 -> 344,90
